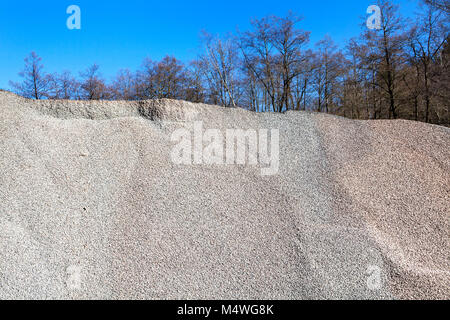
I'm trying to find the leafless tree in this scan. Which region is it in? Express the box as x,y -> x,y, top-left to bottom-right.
312,35 -> 345,113
409,2 -> 448,122
79,64 -> 109,100
153,56 -> 187,99
111,69 -> 138,100
136,56 -> 187,100
239,13 -> 310,112
199,32 -> 241,107
423,0 -> 450,13
10,52 -> 50,99
47,71 -> 80,100
360,0 -> 407,119
184,60 -> 206,103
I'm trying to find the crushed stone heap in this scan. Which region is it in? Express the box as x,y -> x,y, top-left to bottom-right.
0,91 -> 448,299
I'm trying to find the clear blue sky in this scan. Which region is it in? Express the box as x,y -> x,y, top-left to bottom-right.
0,0 -> 421,89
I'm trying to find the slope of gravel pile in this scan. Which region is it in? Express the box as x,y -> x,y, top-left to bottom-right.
0,91 -> 448,300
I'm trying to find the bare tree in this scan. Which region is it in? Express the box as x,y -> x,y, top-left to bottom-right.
343,39 -> 367,119
47,71 -> 80,100
239,16 -> 279,112
360,0 -> 407,119
434,36 -> 450,125
199,32 -> 240,107
423,0 -> 450,13
10,52 -> 50,99
409,2 -> 448,122
184,60 -> 206,103
291,49 -> 314,111
111,69 -> 137,100
153,56 -> 187,99
313,35 -> 345,113
79,64 -> 109,100
136,56 -> 187,100
271,14 -> 310,112
136,58 -> 157,99
239,13 -> 309,112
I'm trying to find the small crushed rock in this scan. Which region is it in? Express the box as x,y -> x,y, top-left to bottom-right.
0,91 -> 448,300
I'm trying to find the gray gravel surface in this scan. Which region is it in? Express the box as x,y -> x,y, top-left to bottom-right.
0,91 -> 448,299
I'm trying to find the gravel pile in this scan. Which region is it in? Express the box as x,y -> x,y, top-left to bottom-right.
0,90 -> 448,299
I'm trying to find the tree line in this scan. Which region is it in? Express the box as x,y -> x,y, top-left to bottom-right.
9,0 -> 449,126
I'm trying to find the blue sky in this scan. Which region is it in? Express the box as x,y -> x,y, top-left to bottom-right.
0,0 -> 421,89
